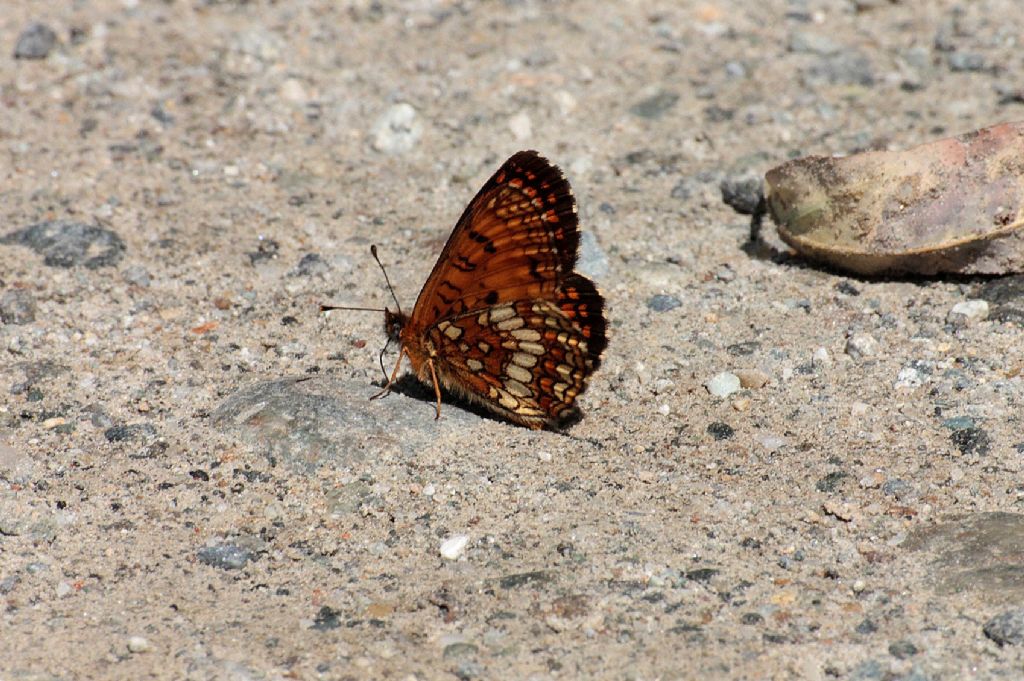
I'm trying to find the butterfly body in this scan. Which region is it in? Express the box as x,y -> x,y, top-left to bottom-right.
378,151 -> 607,429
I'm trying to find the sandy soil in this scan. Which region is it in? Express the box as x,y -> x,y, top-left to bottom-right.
2,1 -> 1024,679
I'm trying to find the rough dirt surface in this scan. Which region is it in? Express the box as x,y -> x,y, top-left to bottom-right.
2,1 -> 1024,679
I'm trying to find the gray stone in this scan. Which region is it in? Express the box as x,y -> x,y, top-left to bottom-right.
983,609 -> 1024,646
947,300 -> 989,326
647,294 -> 681,312
289,253 -> 330,278
14,22 -> 57,59
903,512 -> 1024,600
789,31 -> 842,56
2,221 -> 124,269
197,544 -> 253,570
630,91 -> 679,119
122,265 -> 152,287
806,50 -> 875,86
947,52 -> 986,72
0,289 -> 36,325
212,377 -> 480,471
976,275 -> 1024,325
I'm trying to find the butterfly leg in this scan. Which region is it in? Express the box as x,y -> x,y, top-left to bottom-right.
370,346 -> 405,401
427,358 -> 442,420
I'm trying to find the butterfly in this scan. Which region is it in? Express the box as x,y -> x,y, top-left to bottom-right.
333,151 -> 607,429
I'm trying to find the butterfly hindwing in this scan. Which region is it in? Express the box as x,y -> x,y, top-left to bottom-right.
427,296 -> 600,427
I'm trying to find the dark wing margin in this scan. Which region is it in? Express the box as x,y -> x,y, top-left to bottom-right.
556,273 -> 607,371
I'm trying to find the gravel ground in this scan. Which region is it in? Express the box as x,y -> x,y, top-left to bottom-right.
2,1 -> 1024,679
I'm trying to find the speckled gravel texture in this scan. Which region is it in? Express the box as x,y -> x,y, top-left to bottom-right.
3,1 -> 1024,679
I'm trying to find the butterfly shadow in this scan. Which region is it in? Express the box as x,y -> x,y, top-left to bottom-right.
377,375 -> 585,432
375,374 -> 505,427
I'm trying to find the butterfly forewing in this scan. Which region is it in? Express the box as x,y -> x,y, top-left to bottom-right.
395,150 -> 606,428
406,151 -> 579,329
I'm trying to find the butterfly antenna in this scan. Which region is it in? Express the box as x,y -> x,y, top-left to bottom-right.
370,244 -> 402,317
319,304 -> 386,313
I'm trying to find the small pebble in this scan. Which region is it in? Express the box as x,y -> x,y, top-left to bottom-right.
894,366 -> 923,389
707,422 -> 735,440
812,347 -> 831,367
888,640 -> 918,659
279,78 -> 308,103
14,22 -> 57,59
630,90 -> 679,119
706,372 -> 741,397
845,333 -> 879,360
758,434 -> 787,451
823,500 -> 857,522
647,294 -> 681,312
122,265 -> 152,288
508,112 -> 532,141
127,636 -> 150,653
947,52 -> 986,72
789,30 -> 842,56
197,544 -> 252,570
440,535 -> 469,560
984,609 -> 1024,646
0,289 -> 36,325
370,103 -> 423,155
947,300 -> 989,326
859,472 -> 884,489
734,369 -> 769,389
715,264 -> 736,283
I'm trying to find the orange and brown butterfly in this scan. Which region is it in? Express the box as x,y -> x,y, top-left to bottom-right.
326,150 -> 607,429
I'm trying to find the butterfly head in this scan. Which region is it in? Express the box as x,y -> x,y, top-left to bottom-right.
383,307 -> 406,343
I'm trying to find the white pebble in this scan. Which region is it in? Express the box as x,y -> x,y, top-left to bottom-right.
370,103 -> 423,155
279,78 -> 308,103
947,299 -> 989,325
705,371 -> 741,397
758,434 -> 787,451
508,112 -> 532,141
845,333 -> 879,359
537,450 -> 552,462
440,534 -> 469,560
895,366 -> 923,389
127,636 -> 150,653
812,347 -> 831,367
422,483 -> 436,496
553,90 -> 577,115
